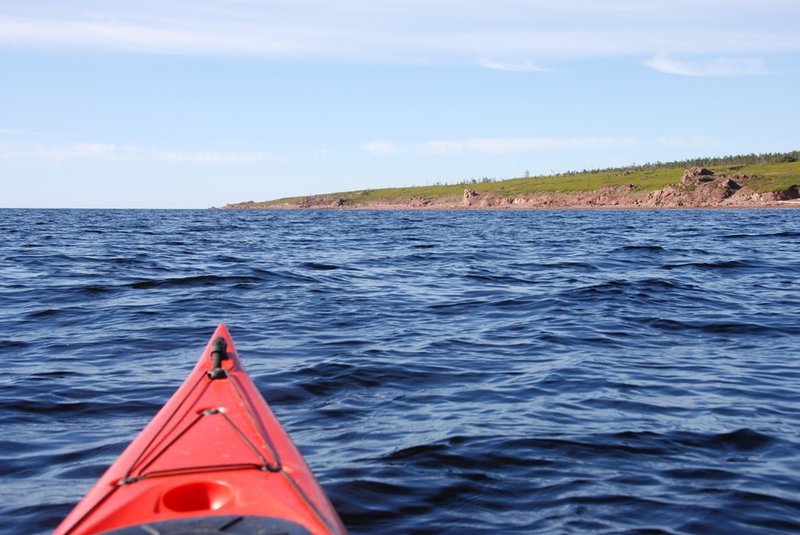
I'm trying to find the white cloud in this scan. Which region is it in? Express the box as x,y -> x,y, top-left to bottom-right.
0,1 -> 798,64
656,136 -> 713,149
16,143 -> 121,162
0,16 -> 287,56
0,141 -> 268,165
158,151 -> 268,164
0,128 -> 49,136
364,140 -> 397,156
365,137 -> 638,156
477,59 -> 550,72
645,55 -> 770,76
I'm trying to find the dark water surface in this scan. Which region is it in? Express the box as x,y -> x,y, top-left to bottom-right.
1,209 -> 799,534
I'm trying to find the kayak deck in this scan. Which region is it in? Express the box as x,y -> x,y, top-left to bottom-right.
54,324 -> 346,535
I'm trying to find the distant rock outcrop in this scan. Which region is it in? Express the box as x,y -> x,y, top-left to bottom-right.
680,167 -> 715,185
646,167 -> 755,207
463,188 -> 479,206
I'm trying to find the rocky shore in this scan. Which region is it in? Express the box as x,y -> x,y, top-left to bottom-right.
459,167 -> 800,209
224,167 -> 800,210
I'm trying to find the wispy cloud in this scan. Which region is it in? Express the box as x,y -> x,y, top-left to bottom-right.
363,140 -> 396,156
365,137 -> 638,156
1,1 -> 798,65
477,59 -> 550,73
3,143 -> 123,163
656,136 -> 714,149
0,17 -> 277,56
158,151 -> 268,164
0,141 -> 269,164
0,128 -> 52,136
645,55 -> 771,76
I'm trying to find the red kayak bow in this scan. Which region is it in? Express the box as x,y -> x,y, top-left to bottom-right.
54,324 -> 346,535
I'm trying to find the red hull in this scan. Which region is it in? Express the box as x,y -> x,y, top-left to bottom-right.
54,324 -> 346,535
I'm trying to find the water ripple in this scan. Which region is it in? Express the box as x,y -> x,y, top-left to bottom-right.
1,208 -> 799,534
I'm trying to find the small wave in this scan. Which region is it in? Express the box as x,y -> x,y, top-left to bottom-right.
211,254 -> 243,263
620,244 -> 666,252
676,428 -> 776,452
29,370 -> 76,380
563,278 -> 694,301
664,467 -> 737,480
111,257 -> 139,265
0,339 -> 29,349
251,267 -> 319,283
129,274 -> 263,289
1,396 -> 163,419
26,308 -> 62,319
301,262 -> 340,271
280,360 -> 468,400
464,273 -> 536,285
662,259 -> 759,270
722,230 -> 800,239
646,318 -> 784,335
79,284 -> 116,295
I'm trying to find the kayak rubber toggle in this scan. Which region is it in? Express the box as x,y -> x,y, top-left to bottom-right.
207,337 -> 229,380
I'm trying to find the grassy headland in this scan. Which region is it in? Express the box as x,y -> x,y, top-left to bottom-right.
226,151 -> 800,209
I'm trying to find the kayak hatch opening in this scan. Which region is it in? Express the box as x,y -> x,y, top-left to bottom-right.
161,481 -> 234,513
199,407 -> 227,415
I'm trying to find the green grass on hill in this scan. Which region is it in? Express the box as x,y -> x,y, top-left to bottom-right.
735,160 -> 800,192
248,152 -> 800,207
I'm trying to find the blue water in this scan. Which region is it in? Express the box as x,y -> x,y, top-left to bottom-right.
1,208 -> 799,534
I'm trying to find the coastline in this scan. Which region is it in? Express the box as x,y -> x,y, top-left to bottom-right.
229,202 -> 800,211
224,166 -> 800,211
228,201 -> 800,211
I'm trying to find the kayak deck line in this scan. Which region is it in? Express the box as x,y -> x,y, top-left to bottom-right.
114,406 -> 283,485
54,324 -> 347,535
122,371 -> 283,480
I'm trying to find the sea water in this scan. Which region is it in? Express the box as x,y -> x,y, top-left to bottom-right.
1,208 -> 799,534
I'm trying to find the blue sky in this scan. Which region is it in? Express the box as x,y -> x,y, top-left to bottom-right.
2,1 -> 799,208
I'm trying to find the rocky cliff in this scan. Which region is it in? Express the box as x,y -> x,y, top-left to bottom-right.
225,167 -> 800,210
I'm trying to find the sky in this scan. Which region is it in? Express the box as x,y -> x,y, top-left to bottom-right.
1,1 -> 799,208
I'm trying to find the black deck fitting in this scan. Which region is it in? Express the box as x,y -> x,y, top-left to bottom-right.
208,337 -> 229,380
